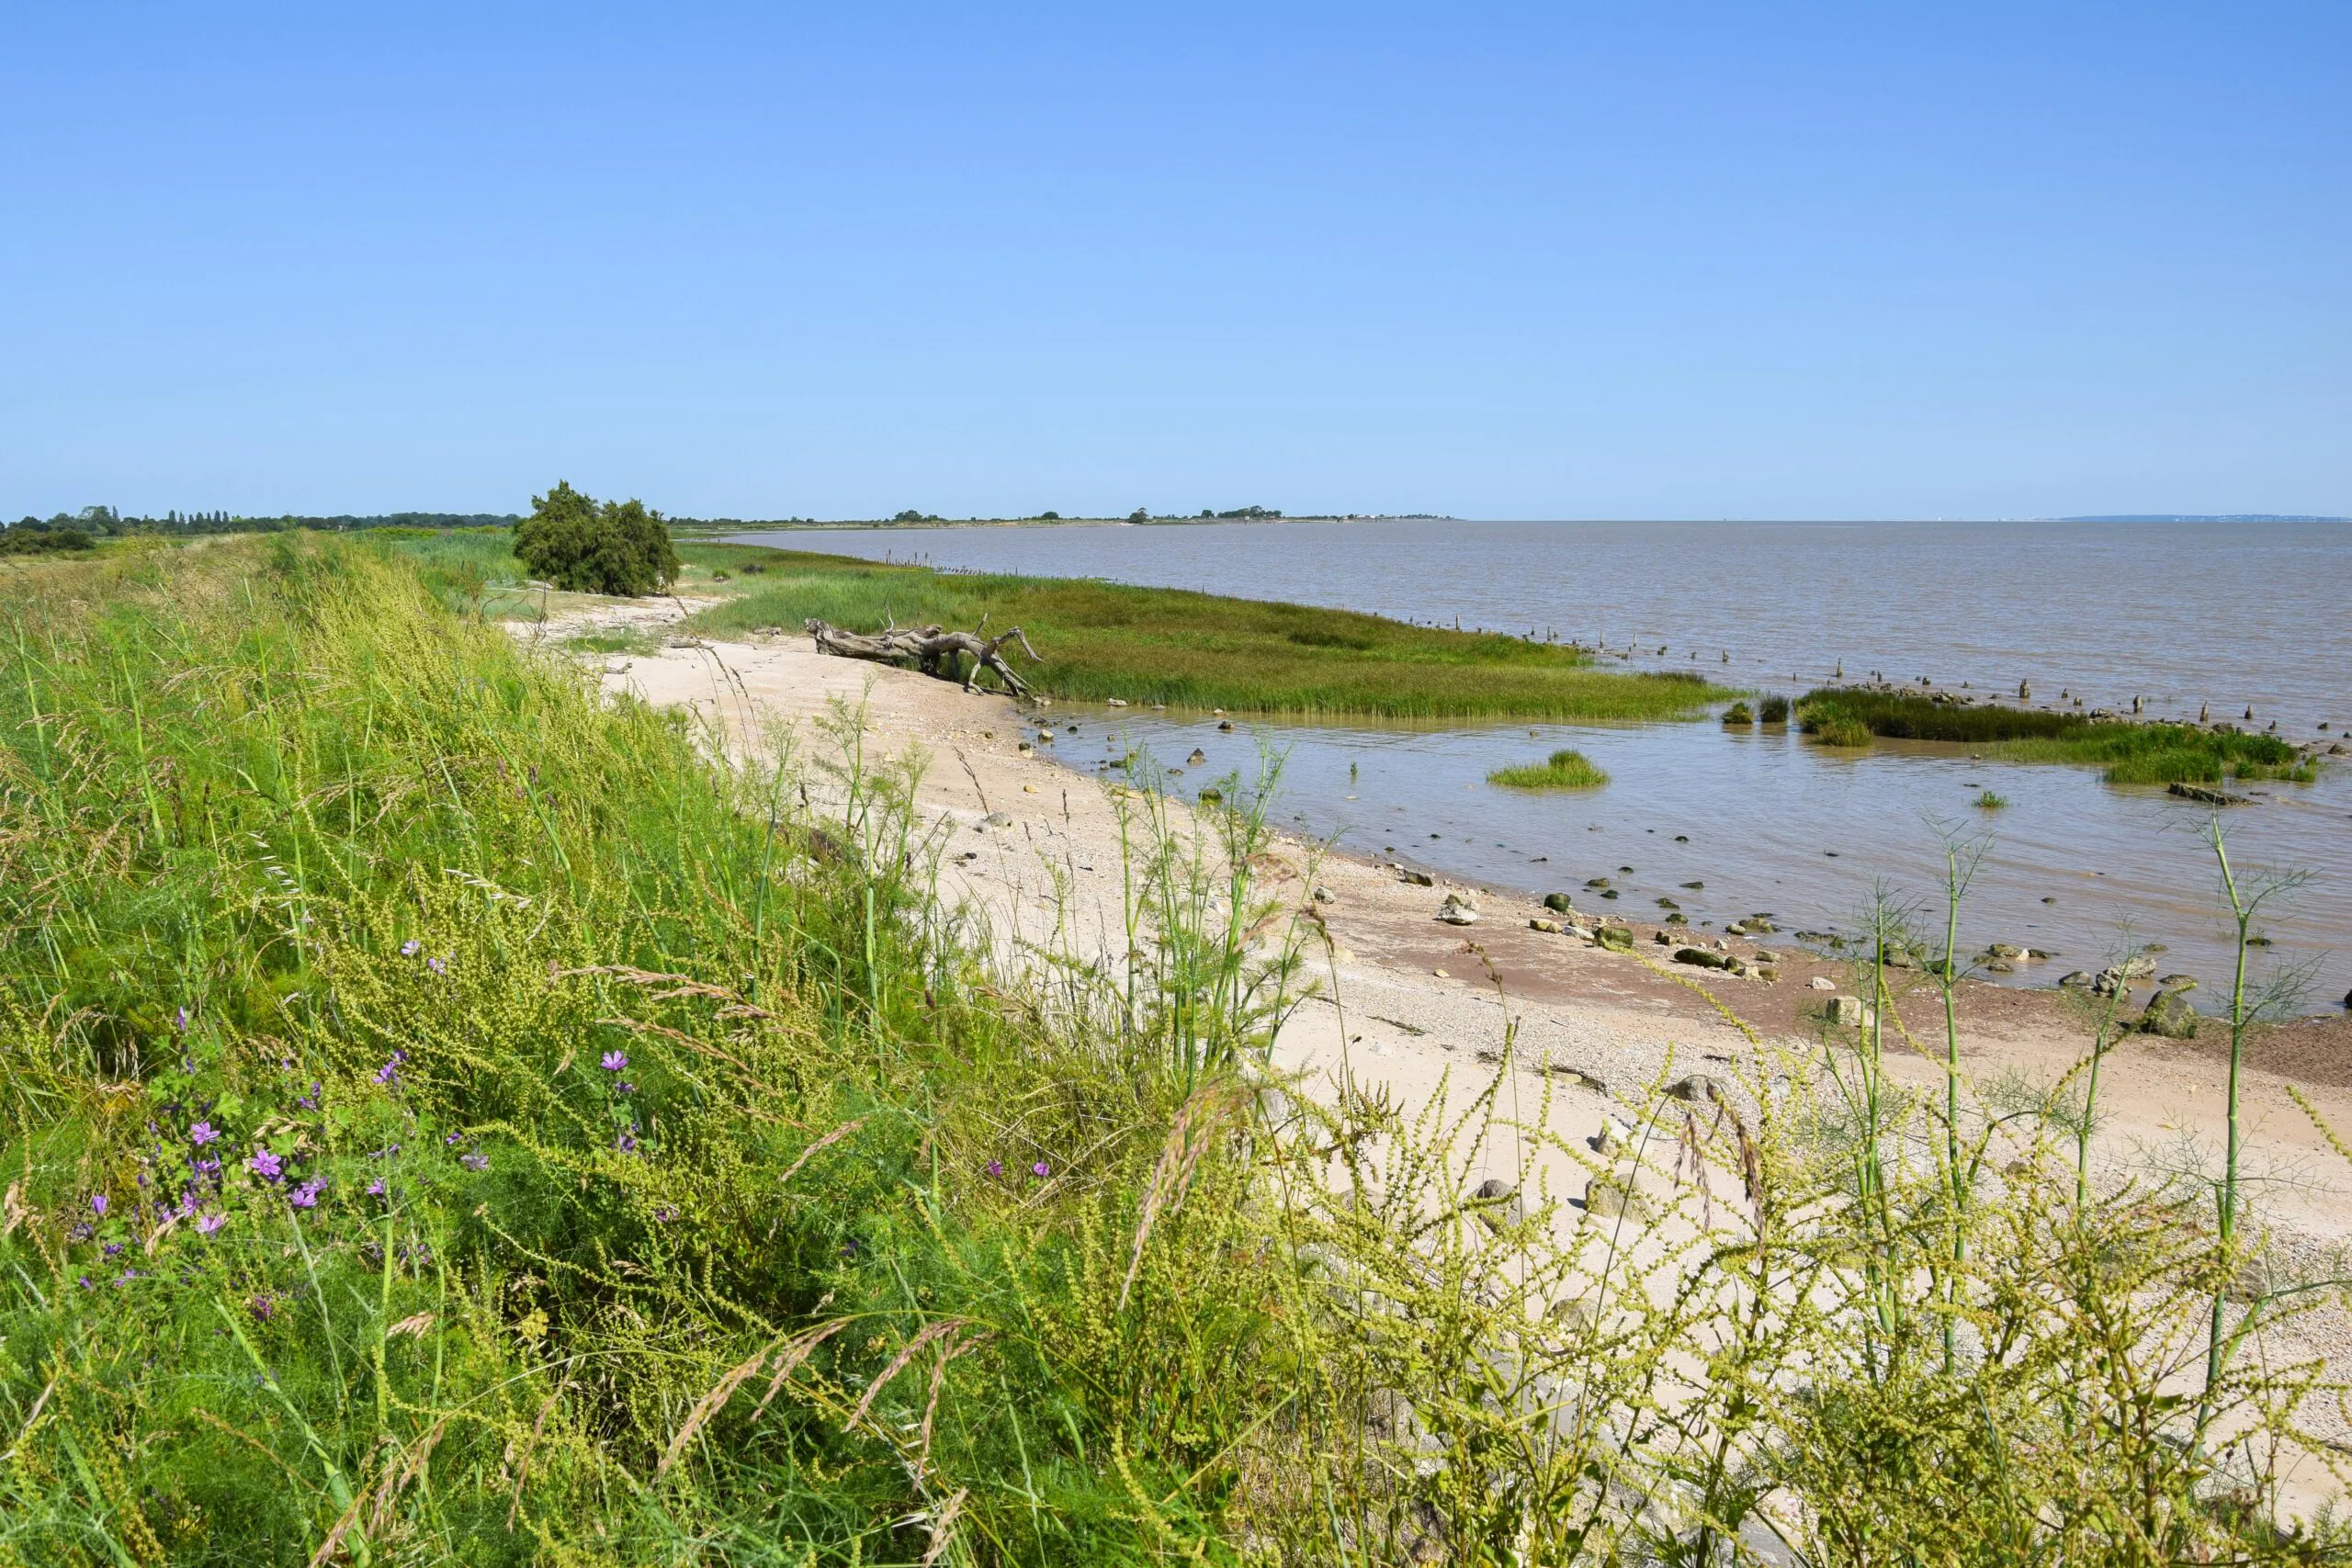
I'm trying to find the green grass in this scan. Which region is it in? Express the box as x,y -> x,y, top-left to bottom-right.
0,535 -> 2338,1563
1487,748 -> 1610,790
1796,687 -> 2315,784
1976,789 -> 2010,809
684,546 -> 1735,721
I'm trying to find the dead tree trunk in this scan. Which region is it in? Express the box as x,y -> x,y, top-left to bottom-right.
805,619 -> 1042,697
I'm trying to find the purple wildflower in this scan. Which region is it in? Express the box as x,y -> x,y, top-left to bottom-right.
175,1006 -> 189,1031
400,939 -> 421,957
175,1190 -> 197,1219
113,1270 -> 139,1289
616,1081 -> 635,1096
426,956 -> 447,976
460,1153 -> 489,1172
986,1159 -> 1003,1179
196,1212 -> 228,1235
104,1242 -> 124,1258
250,1294 -> 276,1321
444,1132 -> 463,1146
366,1178 -> 387,1197
651,1205 -> 678,1224
615,1130 -> 638,1155
194,1157 -> 221,1179
288,1179 -> 323,1210
600,1051 -> 628,1073
89,1194 -> 107,1217
189,1121 -> 220,1146
374,1059 -> 399,1085
297,1083 -> 322,1111
77,1275 -> 93,1290
249,1150 -> 284,1182
1032,1161 -> 1051,1179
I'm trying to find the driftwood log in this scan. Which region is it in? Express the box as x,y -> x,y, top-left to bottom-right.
805,619 -> 1042,697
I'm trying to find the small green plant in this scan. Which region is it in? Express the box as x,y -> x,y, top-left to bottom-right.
1975,788 -> 2009,808
1722,701 -> 1754,725
1487,748 -> 1609,789
1758,693 -> 1791,724
1813,713 -> 1873,747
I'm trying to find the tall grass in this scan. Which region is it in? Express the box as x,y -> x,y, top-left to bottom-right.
1797,687 -> 2315,784
686,547 -> 1733,722
1,536 -> 2344,1562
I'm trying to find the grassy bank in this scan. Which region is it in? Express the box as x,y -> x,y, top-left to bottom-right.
682,545 -> 1732,721
2,536 -> 2342,1562
1797,687 -> 2316,784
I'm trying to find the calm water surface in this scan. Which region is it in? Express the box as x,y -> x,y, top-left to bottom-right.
730,521 -> 2352,1008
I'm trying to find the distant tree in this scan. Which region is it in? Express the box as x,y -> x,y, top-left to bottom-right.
1199,508 -> 1215,518
892,509 -> 927,524
514,480 -> 679,596
1038,510 -> 1060,520
1128,507 -> 1150,524
0,526 -> 93,556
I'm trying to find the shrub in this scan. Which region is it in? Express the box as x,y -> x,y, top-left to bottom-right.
1723,701 -> 1754,725
1758,693 -> 1790,724
1488,748 -> 1609,789
513,479 -> 679,596
0,525 -> 94,556
1976,789 -> 2009,808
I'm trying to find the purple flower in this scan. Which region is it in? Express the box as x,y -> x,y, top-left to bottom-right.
1031,1161 -> 1050,1179
189,1121 -> 220,1146
444,1133 -> 462,1146
175,1006 -> 189,1031
89,1194 -> 107,1217
651,1205 -> 678,1224
76,1275 -> 93,1290
615,1130 -> 638,1155
616,1081 -> 636,1096
366,1178 -> 387,1197
175,1190 -> 197,1219
103,1242 -> 124,1258
985,1159 -> 1003,1179
297,1083 -> 322,1111
249,1150 -> 284,1182
250,1294 -> 276,1321
426,956 -> 447,976
113,1270 -> 139,1289
600,1051 -> 628,1073
400,940 -> 421,957
459,1153 -> 489,1172
374,1059 -> 401,1085
288,1179 -> 323,1210
196,1213 -> 227,1235
194,1157 -> 221,1179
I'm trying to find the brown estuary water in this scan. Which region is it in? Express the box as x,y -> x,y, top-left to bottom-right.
729,521 -> 2352,1011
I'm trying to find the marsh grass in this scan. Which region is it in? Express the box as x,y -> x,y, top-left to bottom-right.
683,546 -> 1734,722
1,535 -> 2346,1563
1487,748 -> 1610,791
1798,688 -> 2316,784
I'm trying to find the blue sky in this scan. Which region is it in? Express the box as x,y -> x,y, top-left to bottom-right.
4,2 -> 2345,520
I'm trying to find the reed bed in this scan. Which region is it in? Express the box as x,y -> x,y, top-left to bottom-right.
683,547 -> 1732,722
1487,749 -> 1610,791
0,535 -> 2344,1563
1796,688 -> 2315,784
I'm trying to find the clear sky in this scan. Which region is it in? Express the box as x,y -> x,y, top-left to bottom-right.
4,2 -> 2346,521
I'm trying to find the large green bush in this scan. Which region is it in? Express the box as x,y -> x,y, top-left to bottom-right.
512,479 -> 680,595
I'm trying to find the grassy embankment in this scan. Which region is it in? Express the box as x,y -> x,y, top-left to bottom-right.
1487,749 -> 1610,791
681,545 -> 1734,722
1797,687 -> 2316,785
5,534 -> 2344,1562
